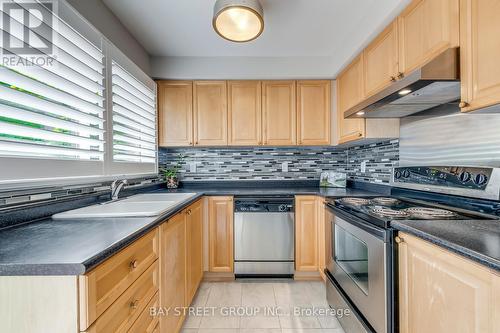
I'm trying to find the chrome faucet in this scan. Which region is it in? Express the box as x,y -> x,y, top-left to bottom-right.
110,179 -> 128,200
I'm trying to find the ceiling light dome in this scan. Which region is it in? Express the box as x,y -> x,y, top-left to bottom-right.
213,0 -> 264,43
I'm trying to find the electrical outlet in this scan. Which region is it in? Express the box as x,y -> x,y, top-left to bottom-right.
361,160 -> 367,173
189,162 -> 197,173
282,162 -> 289,172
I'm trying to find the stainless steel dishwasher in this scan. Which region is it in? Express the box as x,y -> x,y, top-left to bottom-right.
234,196 -> 294,277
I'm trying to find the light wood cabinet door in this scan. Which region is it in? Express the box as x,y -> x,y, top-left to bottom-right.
208,196 -> 234,273
398,232 -> 498,333
157,81 -> 193,147
363,21 -> 399,97
295,196 -> 319,272
262,81 -> 297,146
460,0 -> 500,113
193,81 -> 227,146
297,81 -> 331,145
337,56 -> 366,144
186,200 -> 203,304
228,81 -> 262,146
398,0 -> 459,75
159,212 -> 187,333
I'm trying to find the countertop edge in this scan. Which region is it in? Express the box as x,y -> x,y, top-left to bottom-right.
392,222 -> 500,272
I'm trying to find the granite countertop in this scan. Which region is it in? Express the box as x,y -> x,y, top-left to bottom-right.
0,186 -> 379,276
392,219 -> 500,271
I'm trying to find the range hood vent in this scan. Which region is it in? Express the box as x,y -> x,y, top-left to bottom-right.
345,48 -> 460,119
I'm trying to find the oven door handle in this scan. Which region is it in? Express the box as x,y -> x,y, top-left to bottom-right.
327,204 -> 389,241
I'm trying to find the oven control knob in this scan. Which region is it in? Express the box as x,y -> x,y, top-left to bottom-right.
394,170 -> 402,179
402,169 -> 411,178
473,173 -> 488,186
278,204 -> 287,212
458,171 -> 471,183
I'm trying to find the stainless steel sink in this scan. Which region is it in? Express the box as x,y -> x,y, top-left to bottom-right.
52,193 -> 197,219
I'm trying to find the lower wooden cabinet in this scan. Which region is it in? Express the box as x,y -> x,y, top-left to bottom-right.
295,196 -> 320,272
186,199 -> 203,304
159,199 -> 204,333
159,212 -> 187,333
398,232 -> 500,333
208,196 -> 234,273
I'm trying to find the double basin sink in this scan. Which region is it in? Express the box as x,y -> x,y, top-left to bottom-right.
52,193 -> 197,219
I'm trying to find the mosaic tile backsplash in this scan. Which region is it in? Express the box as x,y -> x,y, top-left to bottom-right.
159,140 -> 399,184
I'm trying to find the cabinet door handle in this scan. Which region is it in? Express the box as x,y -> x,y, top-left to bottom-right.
394,236 -> 404,244
459,101 -> 470,108
390,76 -> 397,82
129,260 -> 138,269
397,72 -> 404,79
130,299 -> 139,309
186,209 -> 192,216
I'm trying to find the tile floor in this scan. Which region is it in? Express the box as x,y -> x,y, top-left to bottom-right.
180,280 -> 346,333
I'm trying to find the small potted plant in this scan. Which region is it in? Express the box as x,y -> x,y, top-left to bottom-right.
162,154 -> 185,189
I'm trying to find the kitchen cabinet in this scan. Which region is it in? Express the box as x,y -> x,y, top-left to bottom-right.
459,0 -> 500,113
159,211 -> 187,333
186,199 -> 203,304
208,196 -> 234,273
193,81 -> 228,146
398,232 -> 500,333
363,21 -> 399,98
295,196 -> 319,272
398,0 -> 459,76
262,81 -> 297,146
336,55 -> 366,144
297,80 -> 331,145
228,81 -> 262,146
157,81 -> 193,147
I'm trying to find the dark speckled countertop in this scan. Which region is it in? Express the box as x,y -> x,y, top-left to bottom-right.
0,186 -> 380,276
392,219 -> 500,271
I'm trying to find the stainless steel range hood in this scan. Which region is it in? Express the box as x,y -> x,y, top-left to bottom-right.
345,48 -> 460,118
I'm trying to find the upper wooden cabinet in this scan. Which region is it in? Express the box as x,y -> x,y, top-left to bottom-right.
460,0 -> 500,113
336,56 -> 366,144
398,0 -> 459,75
364,21 -> 399,97
297,80 -> 331,145
157,81 -> 193,147
295,195 -> 319,272
193,81 -> 228,146
398,232 -> 499,333
208,196 -> 234,273
228,81 -> 262,146
262,81 -> 297,146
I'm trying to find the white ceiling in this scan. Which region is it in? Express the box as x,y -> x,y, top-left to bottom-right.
103,0 -> 411,78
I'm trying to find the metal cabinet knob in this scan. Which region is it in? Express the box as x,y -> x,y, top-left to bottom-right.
130,260 -> 138,269
390,76 -> 397,82
186,209 -> 192,216
397,72 -> 404,79
130,299 -> 139,309
459,101 -> 470,108
394,236 -> 404,244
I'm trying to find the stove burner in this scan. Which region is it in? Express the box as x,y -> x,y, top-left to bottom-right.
338,198 -> 371,206
370,206 -> 409,218
370,197 -> 401,206
403,207 -> 457,218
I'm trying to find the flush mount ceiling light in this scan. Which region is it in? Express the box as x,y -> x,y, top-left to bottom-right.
213,0 -> 264,42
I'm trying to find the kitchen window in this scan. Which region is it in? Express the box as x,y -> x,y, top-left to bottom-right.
0,1 -> 157,188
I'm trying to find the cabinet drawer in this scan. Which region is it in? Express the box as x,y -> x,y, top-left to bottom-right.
79,229 -> 159,330
84,261 -> 159,333
128,291 -> 159,333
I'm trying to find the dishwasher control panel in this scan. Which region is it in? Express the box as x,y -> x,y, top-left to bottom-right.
234,197 -> 294,213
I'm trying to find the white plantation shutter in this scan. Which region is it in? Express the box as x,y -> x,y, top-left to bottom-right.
110,59 -> 157,169
0,0 -> 157,187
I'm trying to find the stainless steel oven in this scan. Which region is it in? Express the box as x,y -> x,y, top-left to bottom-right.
326,204 -> 392,333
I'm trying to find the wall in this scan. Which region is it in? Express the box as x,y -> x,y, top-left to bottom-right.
66,0 -> 151,74
159,140 -> 399,184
